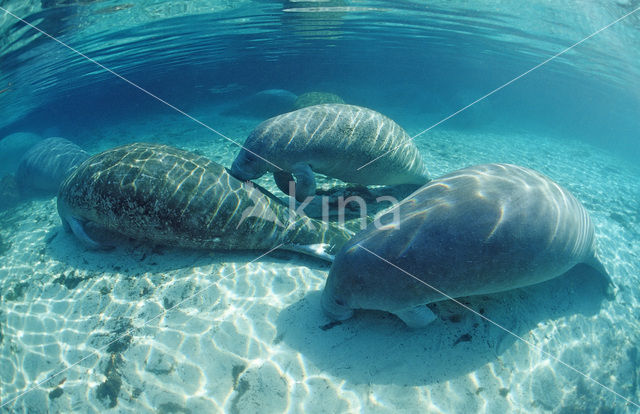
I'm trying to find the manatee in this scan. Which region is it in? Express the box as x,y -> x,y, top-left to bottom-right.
0,132 -> 42,176
230,104 -> 429,202
57,142 -> 352,260
321,163 -> 608,328
0,174 -> 20,211
293,91 -> 345,110
225,89 -> 298,118
252,88 -> 297,105
17,137 -> 90,195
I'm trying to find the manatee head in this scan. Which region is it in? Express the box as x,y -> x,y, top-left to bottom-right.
321,265 -> 355,321
230,148 -> 269,181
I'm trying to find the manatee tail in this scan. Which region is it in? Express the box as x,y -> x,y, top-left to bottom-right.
283,217 -> 355,262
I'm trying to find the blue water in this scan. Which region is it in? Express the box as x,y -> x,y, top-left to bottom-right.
1,1 -> 640,412
2,1 -> 639,157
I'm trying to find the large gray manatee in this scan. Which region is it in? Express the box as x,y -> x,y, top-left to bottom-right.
230,104 -> 429,201
17,137 -> 90,195
322,163 -> 608,328
57,142 -> 352,260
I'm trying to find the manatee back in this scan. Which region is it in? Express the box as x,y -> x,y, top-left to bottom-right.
245,104 -> 429,185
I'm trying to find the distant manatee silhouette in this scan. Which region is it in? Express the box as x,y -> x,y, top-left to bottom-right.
17,137 -> 89,195
0,132 -> 42,176
225,89 -> 297,118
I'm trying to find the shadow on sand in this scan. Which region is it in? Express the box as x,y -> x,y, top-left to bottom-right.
44,221 -> 331,276
275,265 -> 611,386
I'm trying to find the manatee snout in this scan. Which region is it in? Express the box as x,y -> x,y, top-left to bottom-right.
321,273 -> 354,321
230,150 -> 266,181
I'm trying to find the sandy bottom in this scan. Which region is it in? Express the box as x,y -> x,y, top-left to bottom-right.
1,103 -> 639,413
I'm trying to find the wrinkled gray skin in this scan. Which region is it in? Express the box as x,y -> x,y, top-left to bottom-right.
17,137 -> 89,195
230,104 -> 429,201
57,142 -> 352,260
322,163 -> 608,328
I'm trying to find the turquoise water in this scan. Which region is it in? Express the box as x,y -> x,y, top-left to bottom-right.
1,1 -> 639,412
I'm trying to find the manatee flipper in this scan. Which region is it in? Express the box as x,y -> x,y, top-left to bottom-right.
586,253 -> 609,277
274,170 -> 295,195
273,163 -> 316,202
394,305 -> 437,328
291,163 -> 316,202
65,216 -> 104,250
60,215 -> 72,233
287,243 -> 334,262
585,253 -> 614,299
